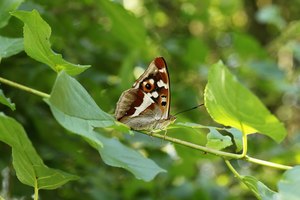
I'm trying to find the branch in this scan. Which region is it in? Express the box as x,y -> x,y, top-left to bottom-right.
142,131 -> 293,170
0,76 -> 293,171
0,77 -> 50,99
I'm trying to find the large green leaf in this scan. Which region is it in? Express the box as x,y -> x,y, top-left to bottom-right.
277,166 -> 300,200
0,113 -> 78,189
0,0 -> 23,28
0,36 -> 23,58
97,0 -> 146,49
0,88 -> 15,110
204,61 -> 286,143
11,10 -> 90,75
48,72 -> 165,181
242,175 -> 277,200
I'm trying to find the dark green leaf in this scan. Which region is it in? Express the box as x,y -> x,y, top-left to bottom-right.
0,36 -> 23,58
0,0 -> 23,28
12,10 -> 90,75
204,61 -> 286,143
0,113 -> 78,189
277,166 -> 300,200
48,72 -> 165,181
0,88 -> 15,110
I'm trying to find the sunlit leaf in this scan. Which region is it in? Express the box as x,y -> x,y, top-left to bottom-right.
0,113 -> 78,189
48,72 -> 165,181
12,10 -> 90,75
0,0 -> 23,28
0,88 -> 15,110
204,61 -> 286,143
0,36 -> 23,58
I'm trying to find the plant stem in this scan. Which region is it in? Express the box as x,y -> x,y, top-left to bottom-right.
149,132 -> 242,159
245,155 -> 292,170
224,159 -> 242,180
241,125 -> 248,158
34,179 -> 39,200
144,131 -> 293,170
0,76 -> 293,171
0,77 -> 50,98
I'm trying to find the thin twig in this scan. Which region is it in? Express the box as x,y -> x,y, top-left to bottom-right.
0,77 -> 50,98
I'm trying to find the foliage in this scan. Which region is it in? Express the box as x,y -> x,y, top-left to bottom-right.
0,0 -> 300,200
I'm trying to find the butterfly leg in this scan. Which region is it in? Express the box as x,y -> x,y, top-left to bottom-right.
163,129 -> 168,140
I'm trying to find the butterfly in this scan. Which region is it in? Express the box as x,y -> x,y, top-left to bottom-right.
115,57 -> 176,131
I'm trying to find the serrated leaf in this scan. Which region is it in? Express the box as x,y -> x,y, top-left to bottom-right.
0,113 -> 78,189
277,166 -> 300,200
48,72 -> 165,181
204,61 -> 286,143
206,128 -> 232,150
0,36 -> 23,58
0,88 -> 15,110
0,0 -> 23,28
11,10 -> 90,75
242,175 -> 277,200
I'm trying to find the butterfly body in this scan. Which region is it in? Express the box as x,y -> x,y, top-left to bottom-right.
115,57 -> 175,131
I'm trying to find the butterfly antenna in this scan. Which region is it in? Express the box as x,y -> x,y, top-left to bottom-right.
174,103 -> 204,116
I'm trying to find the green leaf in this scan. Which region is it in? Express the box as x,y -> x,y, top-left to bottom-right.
206,128 -> 232,150
225,128 -> 243,152
0,0 -> 23,28
0,113 -> 78,189
48,72 -> 165,181
242,175 -> 277,200
204,61 -> 286,143
97,134 -> 166,181
0,88 -> 15,110
11,10 -> 90,75
97,0 -> 146,49
0,36 -> 23,58
277,166 -> 300,200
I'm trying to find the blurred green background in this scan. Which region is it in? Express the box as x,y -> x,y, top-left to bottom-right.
1,0 -> 300,199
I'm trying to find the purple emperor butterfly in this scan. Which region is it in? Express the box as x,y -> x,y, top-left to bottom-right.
115,57 -> 176,131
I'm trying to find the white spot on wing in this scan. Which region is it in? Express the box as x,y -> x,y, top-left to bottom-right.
151,91 -> 159,98
159,68 -> 166,73
157,80 -> 168,89
131,93 -> 154,117
149,79 -> 154,84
